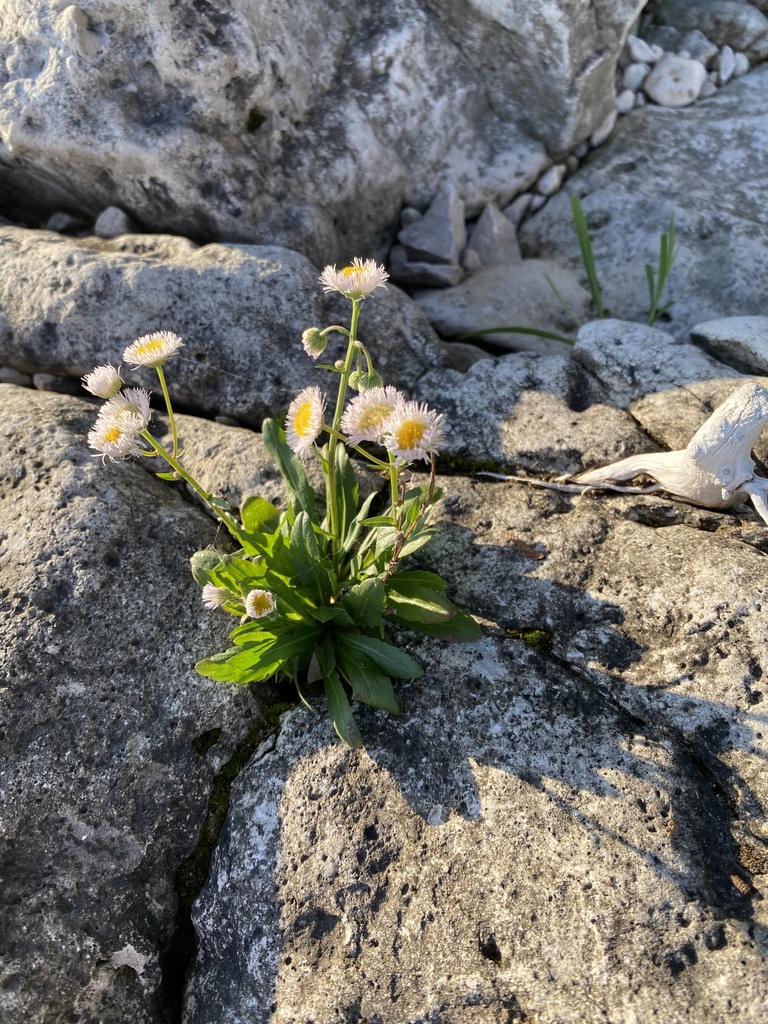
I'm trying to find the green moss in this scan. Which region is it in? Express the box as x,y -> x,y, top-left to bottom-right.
506,627 -> 553,654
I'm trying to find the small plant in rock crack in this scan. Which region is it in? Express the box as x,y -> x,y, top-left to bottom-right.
83,258 -> 480,747
458,196 -> 678,347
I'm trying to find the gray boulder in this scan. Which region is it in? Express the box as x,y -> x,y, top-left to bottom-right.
0,2 -> 645,262
645,0 -> 768,61
184,469 -> 768,1022
0,386 -> 264,1024
0,228 -> 444,425
520,65 -> 768,339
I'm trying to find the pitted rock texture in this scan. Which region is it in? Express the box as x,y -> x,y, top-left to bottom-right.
185,473 -> 768,1023
520,65 -> 768,341
0,228 -> 444,425
0,386 -> 265,1024
0,1 -> 646,262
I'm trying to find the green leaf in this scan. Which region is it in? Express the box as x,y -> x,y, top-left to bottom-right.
197,625 -> 319,683
335,645 -> 400,714
570,194 -> 604,319
240,495 -> 281,535
341,577 -> 386,629
455,325 -> 575,346
340,490 -> 378,556
388,570 -> 447,592
190,549 -> 227,586
262,418 -> 317,521
385,586 -> 455,624
336,633 -> 423,679
290,511 -> 333,603
317,635 -> 363,748
391,610 -> 483,642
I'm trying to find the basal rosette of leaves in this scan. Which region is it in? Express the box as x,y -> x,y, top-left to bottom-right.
84,258 -> 480,747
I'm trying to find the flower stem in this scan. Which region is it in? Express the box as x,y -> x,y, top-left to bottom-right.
140,430 -> 242,539
326,298 -> 362,559
155,366 -> 179,458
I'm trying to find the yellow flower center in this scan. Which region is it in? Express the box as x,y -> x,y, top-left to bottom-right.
358,404 -> 391,433
293,401 -> 314,437
104,426 -> 123,443
249,592 -> 273,615
395,419 -> 425,449
136,338 -> 164,359
340,266 -> 358,278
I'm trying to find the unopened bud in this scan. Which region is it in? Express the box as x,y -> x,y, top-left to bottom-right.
301,327 -> 327,359
348,368 -> 384,392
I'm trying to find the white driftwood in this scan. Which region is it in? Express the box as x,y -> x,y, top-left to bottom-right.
478,383 -> 768,526
577,382 -> 768,522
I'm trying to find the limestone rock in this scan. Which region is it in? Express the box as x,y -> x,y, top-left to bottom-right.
0,386 -> 263,1024
643,54 -> 707,106
535,163 -> 567,196
623,61 -> 650,91
589,108 -> 618,147
412,261 -> 591,353
519,66 -> 768,338
616,88 -> 636,114
397,183 -> 466,265
691,315 -> 768,375
0,1 -> 648,262
388,245 -> 465,287
646,0 -> 768,62
94,206 -> 136,238
413,351 -> 650,471
184,465 -> 768,1023
0,228 -> 444,425
465,204 -> 522,266
679,28 -> 720,66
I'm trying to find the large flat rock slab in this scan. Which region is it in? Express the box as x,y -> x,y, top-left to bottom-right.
185,471 -> 768,1023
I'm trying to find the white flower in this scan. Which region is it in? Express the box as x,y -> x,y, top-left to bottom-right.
319,258 -> 388,300
285,386 -> 325,456
101,388 -> 152,433
382,399 -> 446,463
87,417 -> 145,462
245,589 -> 276,619
202,584 -> 232,610
340,386 -> 403,446
82,364 -> 123,399
123,331 -> 183,368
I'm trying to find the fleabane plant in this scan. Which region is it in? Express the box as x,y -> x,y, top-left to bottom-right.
84,258 -> 480,747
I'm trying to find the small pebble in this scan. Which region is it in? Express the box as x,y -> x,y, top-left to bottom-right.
679,29 -> 718,68
565,155 -> 579,173
573,141 -> 590,160
399,206 -> 421,228
634,91 -> 646,107
529,194 -> 547,213
0,366 -> 33,387
699,78 -> 718,99
616,89 -> 635,115
502,192 -> 533,227
626,34 -> 656,64
708,70 -> 719,85
590,109 -> 617,148
733,52 -> 750,78
643,54 -> 706,108
718,45 -> 736,85
623,62 -> 650,92
649,44 -> 664,62
535,163 -> 566,197
94,206 -> 136,238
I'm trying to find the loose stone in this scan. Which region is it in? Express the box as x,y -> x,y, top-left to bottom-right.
590,109 -> 617,147
397,182 -> 466,265
626,34 -> 657,64
679,29 -> 719,68
465,204 -> 522,266
535,163 -> 567,196
734,51 -> 750,78
643,54 -> 706,107
699,78 -> 718,99
616,89 -> 635,115
502,192 -> 533,227
94,206 -> 135,238
623,62 -> 650,92
718,45 -> 736,84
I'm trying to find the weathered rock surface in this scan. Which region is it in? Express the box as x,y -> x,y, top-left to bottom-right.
520,66 -> 768,339
412,261 -> 591,354
185,474 -> 768,1023
691,315 -> 768,375
0,228 -> 445,425
646,0 -> 768,61
0,386 -> 265,1024
0,2 -> 646,262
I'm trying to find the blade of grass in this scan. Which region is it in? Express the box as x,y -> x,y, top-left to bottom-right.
570,195 -> 605,318
455,326 -> 574,346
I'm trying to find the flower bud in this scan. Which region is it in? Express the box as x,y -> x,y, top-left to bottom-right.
301,327 -> 327,359
348,369 -> 384,392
